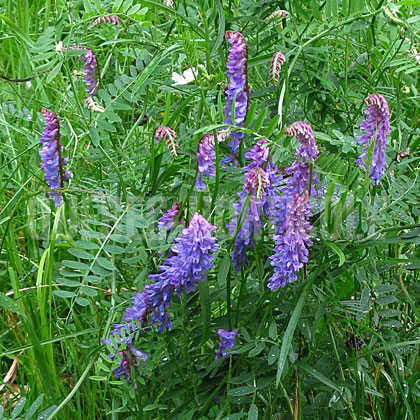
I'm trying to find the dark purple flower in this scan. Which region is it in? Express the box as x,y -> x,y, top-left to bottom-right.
356,93 -> 390,185
269,51 -> 286,85
81,49 -> 99,97
40,108 -> 71,207
158,202 -> 182,232
196,131 -> 228,190
113,344 -> 148,382
216,329 -> 237,359
223,31 -> 249,165
268,191 -> 312,290
155,126 -> 178,157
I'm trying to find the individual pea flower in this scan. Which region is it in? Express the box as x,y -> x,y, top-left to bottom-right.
223,31 -> 249,165
164,0 -> 174,6
155,126 -> 178,157
90,15 -> 119,28
39,108 -> 71,207
269,51 -> 286,85
113,344 -> 148,383
85,97 -> 105,113
81,49 -> 99,97
356,94 -> 390,185
268,191 -> 312,291
216,329 -> 237,359
196,131 -> 228,190
157,201 -> 182,233
284,121 -> 319,163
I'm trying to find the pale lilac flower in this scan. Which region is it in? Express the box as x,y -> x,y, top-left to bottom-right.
356,94 -> 390,185
40,109 -> 71,207
81,49 -> 99,97
196,131 -> 228,190
172,67 -> 198,85
216,329 -> 237,359
223,31 -> 249,165
269,51 -> 286,85
158,202 -> 182,232
268,191 -> 312,290
155,126 -> 178,157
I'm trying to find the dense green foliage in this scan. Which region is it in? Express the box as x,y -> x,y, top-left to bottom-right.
1,0 -> 420,419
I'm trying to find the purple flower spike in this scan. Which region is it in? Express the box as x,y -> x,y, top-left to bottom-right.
158,202 -> 182,232
284,121 -> 318,162
196,131 -> 228,190
147,212 -> 218,330
81,49 -> 99,97
216,329 -> 237,359
40,109 -> 71,207
244,167 -> 270,200
223,31 -> 249,165
268,191 -> 312,290
357,93 -> 390,185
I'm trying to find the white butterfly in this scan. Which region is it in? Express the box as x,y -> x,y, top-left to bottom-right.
171,67 -> 198,85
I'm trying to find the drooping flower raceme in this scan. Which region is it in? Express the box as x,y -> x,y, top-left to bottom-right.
284,121 -> 319,163
356,93 -> 390,185
81,49 -> 99,97
273,122 -> 319,229
196,131 -> 228,190
223,31 -> 249,165
103,212 -> 218,379
228,139 -> 281,271
269,51 -> 286,85
155,126 -> 178,157
39,109 -> 71,207
268,191 -> 312,290
157,202 -> 182,233
216,329 -> 237,359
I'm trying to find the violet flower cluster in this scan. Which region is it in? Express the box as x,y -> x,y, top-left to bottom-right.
196,131 -> 228,190
81,49 -> 99,97
268,191 -> 312,290
267,122 -> 318,289
356,93 -> 390,185
103,212 -> 217,381
158,201 -> 182,233
228,139 -> 281,270
40,108 -> 71,207
216,329 -> 237,360
223,31 -> 249,165
273,122 -> 319,229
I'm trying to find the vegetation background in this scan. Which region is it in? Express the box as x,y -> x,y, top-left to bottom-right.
1,0 -> 420,419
